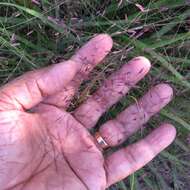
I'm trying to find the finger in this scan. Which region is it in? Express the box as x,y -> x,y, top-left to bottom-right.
43,34 -> 113,108
0,34 -> 113,111
74,56 -> 151,128
99,84 -> 173,146
104,124 -> 176,187
0,60 -> 79,111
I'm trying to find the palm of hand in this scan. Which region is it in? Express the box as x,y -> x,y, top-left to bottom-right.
1,104 -> 105,190
0,35 -> 176,190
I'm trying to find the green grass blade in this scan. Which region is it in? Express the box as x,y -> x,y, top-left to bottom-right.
129,174 -> 135,190
161,109 -> 190,131
161,151 -> 190,167
119,35 -> 190,89
0,36 -> 36,68
174,138 -> 190,152
117,181 -> 128,190
0,2 -> 62,31
144,33 -> 190,49
148,163 -> 172,190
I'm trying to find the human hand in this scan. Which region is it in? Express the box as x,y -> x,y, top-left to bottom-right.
0,34 -> 176,190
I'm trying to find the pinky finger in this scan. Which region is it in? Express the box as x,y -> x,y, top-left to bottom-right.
104,124 -> 176,187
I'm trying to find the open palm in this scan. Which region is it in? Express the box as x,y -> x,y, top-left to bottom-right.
0,35 -> 176,190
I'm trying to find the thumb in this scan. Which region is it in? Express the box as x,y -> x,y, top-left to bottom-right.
0,60 -> 78,111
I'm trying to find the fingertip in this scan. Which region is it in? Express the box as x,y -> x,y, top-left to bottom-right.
159,123 -> 177,143
93,33 -> 113,51
155,83 -> 173,95
131,56 -> 151,69
136,56 -> 151,69
128,56 -> 151,77
71,34 -> 113,71
95,33 -> 113,43
154,83 -> 174,100
145,123 -> 176,154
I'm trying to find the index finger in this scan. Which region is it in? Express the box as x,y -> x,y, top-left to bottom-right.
0,60 -> 78,111
0,34 -> 113,111
43,34 -> 113,108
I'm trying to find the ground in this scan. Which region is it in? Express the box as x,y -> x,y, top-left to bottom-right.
0,0 -> 190,189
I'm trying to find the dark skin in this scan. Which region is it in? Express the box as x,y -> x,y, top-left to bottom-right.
0,34 -> 176,190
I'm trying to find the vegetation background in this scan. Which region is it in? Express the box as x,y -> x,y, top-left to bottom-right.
0,0 -> 190,189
